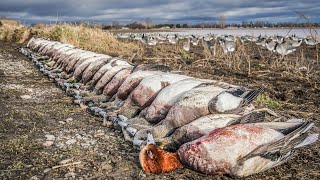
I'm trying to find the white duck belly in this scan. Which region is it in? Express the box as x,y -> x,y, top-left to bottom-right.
116,71 -> 165,100
178,124 -> 283,175
118,74 -> 189,118
102,68 -> 133,97
144,78 -> 213,123
94,65 -> 133,94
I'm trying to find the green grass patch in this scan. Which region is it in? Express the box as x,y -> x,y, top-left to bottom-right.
181,50 -> 193,61
256,94 -> 283,109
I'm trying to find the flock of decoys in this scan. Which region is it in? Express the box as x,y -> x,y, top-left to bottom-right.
116,32 -> 319,56
19,37 -> 318,177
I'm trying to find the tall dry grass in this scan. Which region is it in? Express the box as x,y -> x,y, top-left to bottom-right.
0,20 -> 30,43
0,22 -> 139,58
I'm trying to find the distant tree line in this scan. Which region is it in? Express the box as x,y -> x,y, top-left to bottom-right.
106,21 -> 320,30
62,16 -> 320,30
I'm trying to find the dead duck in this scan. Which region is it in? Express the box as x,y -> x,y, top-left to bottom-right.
140,120 -> 318,176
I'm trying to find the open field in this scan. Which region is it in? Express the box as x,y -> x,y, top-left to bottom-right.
112,27 -> 320,37
0,23 -> 320,179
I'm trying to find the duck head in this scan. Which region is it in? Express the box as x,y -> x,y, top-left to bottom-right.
139,133 -> 183,174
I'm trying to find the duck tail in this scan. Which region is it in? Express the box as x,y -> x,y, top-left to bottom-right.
294,133 -> 319,148
228,111 -> 266,126
241,87 -> 264,105
235,121 -> 318,176
241,121 -> 317,162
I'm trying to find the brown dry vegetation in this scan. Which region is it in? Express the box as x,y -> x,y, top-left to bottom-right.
1,21 -> 319,82
0,21 -> 139,57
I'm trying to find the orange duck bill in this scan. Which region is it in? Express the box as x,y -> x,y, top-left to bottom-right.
139,132 -> 183,174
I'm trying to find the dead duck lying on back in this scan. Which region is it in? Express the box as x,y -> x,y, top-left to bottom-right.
122,85 -> 262,146
140,120 -> 318,177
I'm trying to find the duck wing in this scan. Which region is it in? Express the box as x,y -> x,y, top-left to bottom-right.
233,121 -> 318,177
227,111 -> 266,125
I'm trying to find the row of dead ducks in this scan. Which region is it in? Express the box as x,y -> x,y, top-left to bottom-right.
20,37 -> 318,177
116,33 -> 319,56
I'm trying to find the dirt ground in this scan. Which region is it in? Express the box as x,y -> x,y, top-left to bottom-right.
0,40 -> 319,179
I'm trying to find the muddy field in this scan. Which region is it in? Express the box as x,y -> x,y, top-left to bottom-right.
0,40 -> 319,179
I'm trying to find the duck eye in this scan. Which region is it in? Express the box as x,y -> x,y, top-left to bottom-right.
146,150 -> 154,159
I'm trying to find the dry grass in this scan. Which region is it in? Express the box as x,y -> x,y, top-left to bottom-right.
0,21 -> 319,83
0,20 -> 27,43
0,22 -> 139,58
0,20 -> 21,26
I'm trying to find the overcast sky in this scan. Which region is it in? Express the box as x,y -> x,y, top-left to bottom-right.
1,0 -> 319,25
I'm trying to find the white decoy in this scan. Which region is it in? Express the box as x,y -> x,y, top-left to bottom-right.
167,34 -> 179,44
256,37 -> 267,47
224,35 -> 236,42
156,34 -> 166,41
182,38 -> 191,51
147,36 -> 158,46
290,39 -> 303,48
275,42 -> 297,56
203,34 -> 214,42
220,39 -> 236,53
191,35 -> 200,46
304,37 -> 318,46
239,35 -> 250,43
266,39 -> 277,52
133,34 -> 143,41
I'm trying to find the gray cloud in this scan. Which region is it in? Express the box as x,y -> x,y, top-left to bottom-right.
0,0 -> 319,24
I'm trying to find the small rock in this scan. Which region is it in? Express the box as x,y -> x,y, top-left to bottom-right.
43,141 -> 54,147
25,164 -> 33,168
65,172 -> 76,178
59,159 -> 72,165
21,95 -> 32,99
43,168 -> 52,174
65,118 -> 73,123
58,121 -> 66,124
29,175 -> 39,180
88,140 -> 96,145
141,173 -> 146,178
95,130 -> 104,136
75,134 -> 82,139
56,143 -> 65,148
45,134 -> 55,141
81,143 -> 90,148
82,137 -> 90,141
65,139 -> 77,145
27,88 -> 33,93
